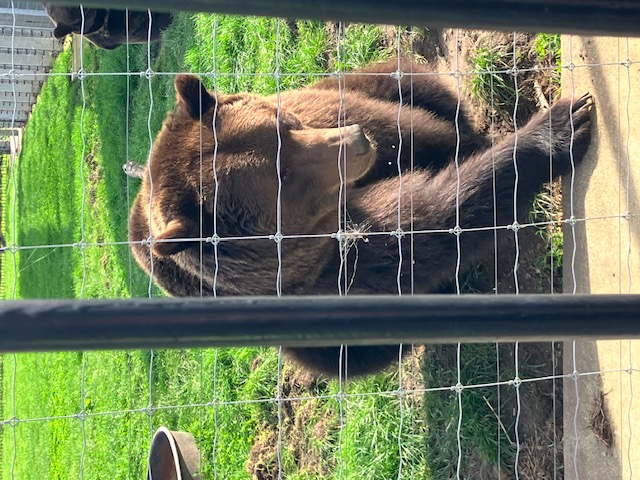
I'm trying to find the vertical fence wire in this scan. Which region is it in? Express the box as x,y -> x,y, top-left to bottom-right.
510,31 -> 523,480
77,6 -> 89,480
566,34 -> 581,480
455,342 -> 463,480
145,17 -> 156,302
334,20 -> 347,480
623,37 -> 634,480
274,17 -> 285,480
393,31 -> 405,480
144,8 -> 156,464
453,28 -> 464,480
210,15 -> 221,480
394,38 -> 404,297
513,343 -> 522,480
336,22 -> 347,297
510,43 -> 521,297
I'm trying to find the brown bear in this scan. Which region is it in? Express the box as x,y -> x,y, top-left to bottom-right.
129,58 -> 593,377
44,4 -> 172,50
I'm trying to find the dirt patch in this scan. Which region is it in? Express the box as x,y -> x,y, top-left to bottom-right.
248,429 -> 280,480
246,364 -> 336,480
84,151 -> 101,209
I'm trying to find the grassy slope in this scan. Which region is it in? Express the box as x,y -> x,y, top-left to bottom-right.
1,14 -> 429,480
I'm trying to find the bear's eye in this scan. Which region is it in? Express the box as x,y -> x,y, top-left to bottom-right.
281,168 -> 291,181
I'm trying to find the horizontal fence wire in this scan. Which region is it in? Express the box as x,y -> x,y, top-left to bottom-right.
43,0 -> 640,36
0,294 -> 639,352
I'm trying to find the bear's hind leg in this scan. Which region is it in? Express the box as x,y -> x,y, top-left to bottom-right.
313,57 -> 480,150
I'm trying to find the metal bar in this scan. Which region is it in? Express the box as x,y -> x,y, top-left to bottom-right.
44,0 -> 640,36
0,294 -> 639,353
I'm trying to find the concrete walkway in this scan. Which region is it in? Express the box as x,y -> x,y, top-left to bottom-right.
562,36 -> 640,480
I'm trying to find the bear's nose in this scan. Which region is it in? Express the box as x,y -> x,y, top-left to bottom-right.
343,124 -> 370,156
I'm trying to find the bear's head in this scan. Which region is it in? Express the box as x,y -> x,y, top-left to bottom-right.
144,74 -> 377,259
44,5 -> 106,39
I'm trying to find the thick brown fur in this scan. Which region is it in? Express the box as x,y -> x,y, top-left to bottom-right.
129,58 -> 593,377
44,4 -> 172,50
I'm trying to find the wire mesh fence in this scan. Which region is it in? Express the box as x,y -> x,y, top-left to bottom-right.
0,2 -> 638,480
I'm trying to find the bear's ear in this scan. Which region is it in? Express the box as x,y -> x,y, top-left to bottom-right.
174,75 -> 214,120
153,219 -> 195,257
279,110 -> 303,130
53,24 -> 74,39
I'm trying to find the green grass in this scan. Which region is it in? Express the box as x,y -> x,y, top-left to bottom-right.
533,33 -> 561,66
529,184 -> 564,291
1,14 -> 431,480
469,46 -> 519,117
534,33 -> 562,87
